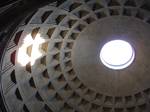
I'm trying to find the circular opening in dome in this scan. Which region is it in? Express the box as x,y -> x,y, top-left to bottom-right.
100,40 -> 135,70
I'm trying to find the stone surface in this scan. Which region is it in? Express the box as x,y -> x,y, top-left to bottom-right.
73,16 -> 150,96
1,0 -> 150,112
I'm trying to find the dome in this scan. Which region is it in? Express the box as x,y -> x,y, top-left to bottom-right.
0,0 -> 150,112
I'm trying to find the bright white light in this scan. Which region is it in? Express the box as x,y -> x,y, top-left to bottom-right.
17,33 -> 45,66
30,34 -> 45,65
100,40 -> 135,70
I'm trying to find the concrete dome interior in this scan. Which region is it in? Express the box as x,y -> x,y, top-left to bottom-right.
1,0 -> 150,112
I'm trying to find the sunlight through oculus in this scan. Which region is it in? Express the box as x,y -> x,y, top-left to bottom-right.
100,40 -> 135,70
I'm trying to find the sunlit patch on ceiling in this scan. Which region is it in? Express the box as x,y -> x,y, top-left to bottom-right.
17,33 -> 45,66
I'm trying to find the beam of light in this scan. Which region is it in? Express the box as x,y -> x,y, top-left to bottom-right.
100,40 -> 135,70
17,33 -> 46,66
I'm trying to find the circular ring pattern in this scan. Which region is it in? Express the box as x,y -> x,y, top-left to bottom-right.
1,0 -> 150,112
